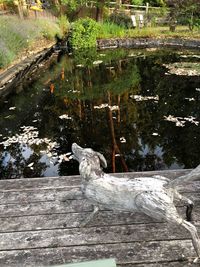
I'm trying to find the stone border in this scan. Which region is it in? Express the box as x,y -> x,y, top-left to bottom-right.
0,45 -> 55,99
97,38 -> 200,50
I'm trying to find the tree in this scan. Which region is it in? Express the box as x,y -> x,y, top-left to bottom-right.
95,0 -> 105,22
166,0 -> 200,31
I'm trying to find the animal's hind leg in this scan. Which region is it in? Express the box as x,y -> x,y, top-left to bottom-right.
174,190 -> 194,221
180,219 -> 200,259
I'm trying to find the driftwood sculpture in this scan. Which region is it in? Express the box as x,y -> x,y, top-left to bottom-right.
71,143 -> 200,260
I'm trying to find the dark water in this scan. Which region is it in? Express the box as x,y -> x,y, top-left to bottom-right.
0,48 -> 200,179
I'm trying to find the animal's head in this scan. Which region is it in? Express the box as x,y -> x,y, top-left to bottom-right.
72,143 -> 107,179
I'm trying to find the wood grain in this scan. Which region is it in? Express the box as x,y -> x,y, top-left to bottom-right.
0,170 -> 199,266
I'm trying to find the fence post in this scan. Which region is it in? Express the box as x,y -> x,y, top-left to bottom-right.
145,2 -> 149,15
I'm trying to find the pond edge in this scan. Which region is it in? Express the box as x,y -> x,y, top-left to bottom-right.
0,44 -> 55,99
97,37 -> 200,50
1,37 -> 200,99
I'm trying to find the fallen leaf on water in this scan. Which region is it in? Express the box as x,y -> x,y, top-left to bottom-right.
152,133 -> 159,136
130,95 -> 159,102
185,98 -> 195,101
9,107 -> 16,110
28,162 -> 34,167
120,137 -> 126,143
59,114 -> 72,120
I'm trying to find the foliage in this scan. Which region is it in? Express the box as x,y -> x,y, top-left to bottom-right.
59,0 -> 87,11
102,6 -> 110,21
68,17 -> 100,49
0,16 -> 62,68
131,0 -> 143,5
57,15 -> 70,36
108,12 -> 133,29
166,0 -> 200,31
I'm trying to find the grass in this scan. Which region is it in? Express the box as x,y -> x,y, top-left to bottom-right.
1,15 -> 200,69
98,22 -> 128,38
0,15 -> 63,69
97,23 -> 200,39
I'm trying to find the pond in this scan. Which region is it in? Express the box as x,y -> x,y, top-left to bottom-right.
0,47 -> 200,179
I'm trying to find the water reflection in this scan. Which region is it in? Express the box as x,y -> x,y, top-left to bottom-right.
0,48 -> 200,179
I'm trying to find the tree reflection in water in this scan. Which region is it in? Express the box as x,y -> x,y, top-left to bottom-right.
0,48 -> 200,178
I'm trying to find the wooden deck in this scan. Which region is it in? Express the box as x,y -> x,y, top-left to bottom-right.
0,169 -> 200,266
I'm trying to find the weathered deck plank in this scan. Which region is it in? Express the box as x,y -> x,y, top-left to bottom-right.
0,206 -> 198,233
0,184 -> 200,205
0,240 -> 196,266
0,170 -> 199,266
0,169 -> 192,191
0,192 -> 200,218
0,222 -> 198,250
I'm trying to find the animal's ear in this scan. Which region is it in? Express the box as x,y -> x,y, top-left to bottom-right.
96,152 -> 107,168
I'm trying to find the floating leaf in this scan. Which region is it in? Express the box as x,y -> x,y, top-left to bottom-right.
28,162 -> 34,167
120,137 -> 126,143
130,95 -> 159,102
59,114 -> 72,120
152,133 -> 159,136
9,107 -> 16,110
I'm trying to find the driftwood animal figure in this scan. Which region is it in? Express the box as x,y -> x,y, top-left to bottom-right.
71,143 -> 200,260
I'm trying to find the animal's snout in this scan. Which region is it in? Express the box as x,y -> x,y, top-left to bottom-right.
72,143 -> 83,153
71,143 -> 83,162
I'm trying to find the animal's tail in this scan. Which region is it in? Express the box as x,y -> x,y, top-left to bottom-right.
167,164 -> 200,188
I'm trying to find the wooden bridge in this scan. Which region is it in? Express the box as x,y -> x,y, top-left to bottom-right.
0,169 -> 199,266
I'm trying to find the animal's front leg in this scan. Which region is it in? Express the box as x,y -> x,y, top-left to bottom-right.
60,189 -> 83,204
79,205 -> 99,227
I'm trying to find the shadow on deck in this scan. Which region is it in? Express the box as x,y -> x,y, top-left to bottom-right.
0,169 -> 199,266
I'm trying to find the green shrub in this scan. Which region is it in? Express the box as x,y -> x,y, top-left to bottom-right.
68,17 -> 100,50
108,12 -> 133,29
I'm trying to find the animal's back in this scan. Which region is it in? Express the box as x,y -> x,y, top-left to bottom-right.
83,174 -> 170,211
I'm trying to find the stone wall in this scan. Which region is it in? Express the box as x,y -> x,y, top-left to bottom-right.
97,38 -> 200,50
